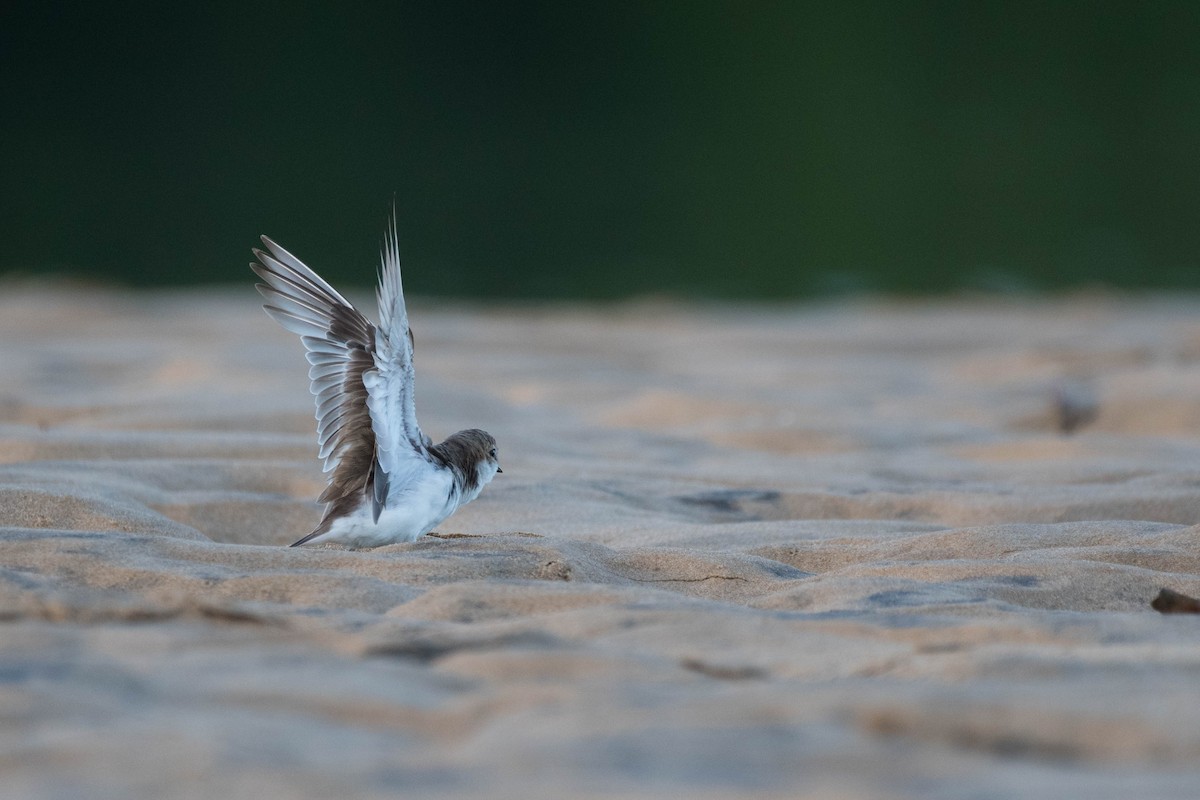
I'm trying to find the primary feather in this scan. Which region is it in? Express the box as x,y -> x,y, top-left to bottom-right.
363,214 -> 432,498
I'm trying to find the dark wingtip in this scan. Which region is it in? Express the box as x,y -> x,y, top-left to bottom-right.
289,530 -> 321,547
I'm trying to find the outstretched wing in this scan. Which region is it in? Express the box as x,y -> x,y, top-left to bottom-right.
363,208 -> 435,506
251,236 -> 381,532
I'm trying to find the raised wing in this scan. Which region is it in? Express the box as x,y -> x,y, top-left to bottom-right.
251,236 -> 382,532
362,209 -> 434,503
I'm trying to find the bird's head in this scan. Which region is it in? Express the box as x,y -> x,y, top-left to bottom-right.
438,428 -> 502,490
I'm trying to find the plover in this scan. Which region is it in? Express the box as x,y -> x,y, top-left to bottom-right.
251,211 -> 501,547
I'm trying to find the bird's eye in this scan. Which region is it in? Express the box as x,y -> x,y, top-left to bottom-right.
489,448 -> 497,458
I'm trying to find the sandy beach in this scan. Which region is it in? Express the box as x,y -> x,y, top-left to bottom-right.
2,285 -> 1199,798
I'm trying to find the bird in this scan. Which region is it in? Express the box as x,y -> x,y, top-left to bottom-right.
250,210 -> 501,548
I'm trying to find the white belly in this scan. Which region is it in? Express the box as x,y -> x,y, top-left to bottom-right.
312,468 -> 459,548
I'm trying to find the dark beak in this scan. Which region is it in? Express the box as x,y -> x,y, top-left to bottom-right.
496,466 -> 503,474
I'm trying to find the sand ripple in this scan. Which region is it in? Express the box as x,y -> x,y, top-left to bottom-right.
2,289 -> 1200,798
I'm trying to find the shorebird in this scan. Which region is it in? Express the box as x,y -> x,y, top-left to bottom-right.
251,211 -> 501,547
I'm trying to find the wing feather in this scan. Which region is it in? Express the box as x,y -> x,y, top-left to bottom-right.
252,238 -> 379,529
259,237 -> 354,307
364,207 -> 431,494
262,306 -> 334,340
308,362 -> 347,382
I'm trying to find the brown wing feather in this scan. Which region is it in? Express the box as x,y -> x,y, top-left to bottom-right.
311,343 -> 377,529
251,239 -> 384,545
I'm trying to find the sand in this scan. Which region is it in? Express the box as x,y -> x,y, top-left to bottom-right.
1,285 -> 1199,799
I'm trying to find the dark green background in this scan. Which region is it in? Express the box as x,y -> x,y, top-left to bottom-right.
4,2 -> 1199,298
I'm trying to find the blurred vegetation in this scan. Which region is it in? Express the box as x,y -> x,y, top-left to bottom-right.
3,2 -> 1199,299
